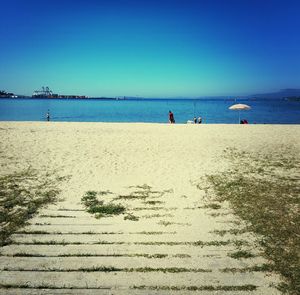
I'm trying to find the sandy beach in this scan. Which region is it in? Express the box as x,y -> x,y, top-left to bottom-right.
0,122 -> 299,294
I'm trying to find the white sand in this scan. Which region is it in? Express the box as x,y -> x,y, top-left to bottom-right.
1,122 -> 299,294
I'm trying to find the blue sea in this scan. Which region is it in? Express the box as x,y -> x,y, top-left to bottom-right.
0,98 -> 299,124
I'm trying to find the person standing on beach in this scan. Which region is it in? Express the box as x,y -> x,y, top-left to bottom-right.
169,111 -> 175,123
46,110 -> 50,121
198,116 -> 202,124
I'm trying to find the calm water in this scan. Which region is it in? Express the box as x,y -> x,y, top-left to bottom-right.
0,98 -> 299,124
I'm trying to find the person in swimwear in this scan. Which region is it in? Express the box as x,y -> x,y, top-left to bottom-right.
169,110 -> 175,123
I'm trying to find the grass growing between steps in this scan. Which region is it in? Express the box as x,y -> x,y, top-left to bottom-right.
0,169 -> 62,246
1,252 -> 190,258
132,285 -> 257,291
0,284 -> 111,290
81,185 -> 173,220
227,250 -> 256,259
81,191 -> 126,218
203,148 -> 300,295
2,266 -> 212,273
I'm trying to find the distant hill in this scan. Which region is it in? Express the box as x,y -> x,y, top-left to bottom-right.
252,89 -> 300,99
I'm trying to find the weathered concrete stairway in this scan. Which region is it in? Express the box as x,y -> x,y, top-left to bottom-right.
0,186 -> 281,295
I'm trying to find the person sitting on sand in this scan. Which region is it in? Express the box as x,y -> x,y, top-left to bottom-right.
193,117 -> 197,124
169,111 -> 175,123
198,116 -> 202,124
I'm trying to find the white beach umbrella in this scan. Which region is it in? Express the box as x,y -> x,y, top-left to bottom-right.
229,104 -> 251,123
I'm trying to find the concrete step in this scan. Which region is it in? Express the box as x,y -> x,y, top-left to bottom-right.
0,271 -> 280,290
0,288 -> 282,295
0,256 -> 266,271
0,244 -> 248,257
10,233 -> 250,244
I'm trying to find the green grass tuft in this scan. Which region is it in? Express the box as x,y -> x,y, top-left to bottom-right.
228,250 -> 256,259
0,170 -> 61,246
143,200 -> 164,205
204,148 -> 300,294
204,203 -> 222,210
221,264 -> 273,273
124,213 -> 139,221
81,191 -> 125,217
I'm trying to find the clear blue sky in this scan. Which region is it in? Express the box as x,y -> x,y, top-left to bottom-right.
1,0 -> 300,97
